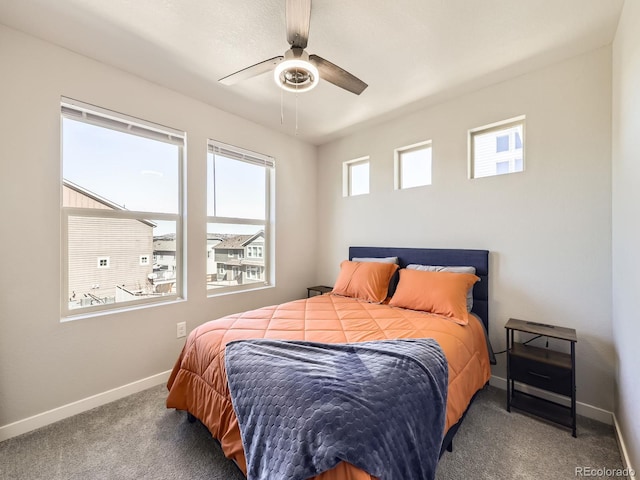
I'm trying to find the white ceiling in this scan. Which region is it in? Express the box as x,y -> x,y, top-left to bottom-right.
0,0 -> 625,145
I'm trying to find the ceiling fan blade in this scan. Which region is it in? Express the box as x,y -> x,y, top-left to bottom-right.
309,55 -> 368,95
219,56 -> 284,85
286,0 -> 311,49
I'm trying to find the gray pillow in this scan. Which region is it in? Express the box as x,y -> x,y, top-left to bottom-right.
352,256 -> 399,264
406,264 -> 477,312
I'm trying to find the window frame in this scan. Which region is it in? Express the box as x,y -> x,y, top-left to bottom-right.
394,140 -> 433,190
468,115 -> 525,179
60,98 -> 185,319
343,156 -> 370,197
207,140 -> 274,296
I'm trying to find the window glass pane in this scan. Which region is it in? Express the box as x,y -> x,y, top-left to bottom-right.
496,135 -> 509,152
207,223 -> 266,289
472,121 -> 524,178
208,153 -> 266,219
496,161 -> 509,175
349,162 -> 369,196
515,158 -> 523,171
67,217 -> 176,310
63,118 -> 179,214
400,146 -> 432,189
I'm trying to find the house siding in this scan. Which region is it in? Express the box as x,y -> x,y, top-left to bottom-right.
67,216 -> 153,302
63,184 -> 154,305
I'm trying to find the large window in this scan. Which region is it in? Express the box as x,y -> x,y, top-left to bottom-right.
207,140 -> 274,293
395,141 -> 432,189
61,98 -> 184,317
469,116 -> 525,179
343,157 -> 370,197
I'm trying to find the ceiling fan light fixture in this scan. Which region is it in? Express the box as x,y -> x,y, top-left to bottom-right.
274,59 -> 319,93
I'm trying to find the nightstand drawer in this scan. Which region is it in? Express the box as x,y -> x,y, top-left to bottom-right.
510,355 -> 572,396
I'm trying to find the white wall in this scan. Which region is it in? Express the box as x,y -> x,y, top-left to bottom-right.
316,47 -> 614,411
612,0 -> 640,471
0,25 -> 317,428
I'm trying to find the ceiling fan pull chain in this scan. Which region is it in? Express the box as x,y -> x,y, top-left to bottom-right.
295,88 -> 299,135
280,88 -> 284,125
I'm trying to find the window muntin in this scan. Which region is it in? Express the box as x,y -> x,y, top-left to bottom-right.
343,157 -> 370,197
469,116 -> 525,179
207,141 -> 273,294
395,141 -> 432,189
61,99 -> 184,317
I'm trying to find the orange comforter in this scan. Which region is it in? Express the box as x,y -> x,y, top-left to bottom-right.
166,294 -> 491,480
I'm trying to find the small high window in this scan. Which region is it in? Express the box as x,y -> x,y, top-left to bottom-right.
469,116 -> 525,179
343,157 -> 370,197
395,141 -> 432,189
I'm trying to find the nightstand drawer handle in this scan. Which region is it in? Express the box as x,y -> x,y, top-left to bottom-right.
528,370 -> 551,380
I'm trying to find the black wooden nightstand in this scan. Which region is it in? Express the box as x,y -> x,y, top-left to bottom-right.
505,318 -> 577,437
307,285 -> 333,298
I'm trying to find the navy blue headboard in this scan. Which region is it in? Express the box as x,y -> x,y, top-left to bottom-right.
349,247 -> 489,331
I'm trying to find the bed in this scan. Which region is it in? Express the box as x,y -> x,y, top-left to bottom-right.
166,247 -> 492,480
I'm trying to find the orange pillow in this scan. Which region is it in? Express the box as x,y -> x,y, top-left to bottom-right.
389,269 -> 480,325
332,260 -> 399,303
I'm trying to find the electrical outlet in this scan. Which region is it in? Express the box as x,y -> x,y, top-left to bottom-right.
176,322 -> 187,338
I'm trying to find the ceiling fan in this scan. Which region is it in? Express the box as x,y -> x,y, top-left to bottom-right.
219,0 -> 368,95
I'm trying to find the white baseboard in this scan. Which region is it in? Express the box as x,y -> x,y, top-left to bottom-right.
0,370 -> 171,442
490,375 -> 613,425
613,414 -> 637,479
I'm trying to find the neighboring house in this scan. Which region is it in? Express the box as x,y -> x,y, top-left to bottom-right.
64,180 -> 154,308
210,231 -> 265,287
493,128 -> 523,175
206,234 -> 224,280
152,234 -> 177,272
473,125 -> 524,178
151,234 -> 178,293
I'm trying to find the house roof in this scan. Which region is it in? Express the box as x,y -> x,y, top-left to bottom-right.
64,179 -> 126,210
214,231 -> 264,250
153,240 -> 176,253
63,179 -> 156,228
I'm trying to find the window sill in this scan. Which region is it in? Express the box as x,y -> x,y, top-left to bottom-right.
207,283 -> 274,299
60,296 -> 185,322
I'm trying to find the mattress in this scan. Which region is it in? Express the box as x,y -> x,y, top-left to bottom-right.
166,294 -> 492,480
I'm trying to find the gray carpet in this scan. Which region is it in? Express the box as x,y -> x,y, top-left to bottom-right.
0,385 -> 625,479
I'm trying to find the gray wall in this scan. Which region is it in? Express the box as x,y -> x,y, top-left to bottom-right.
316,47 -> 614,412
0,24 -> 317,428
612,0 -> 640,471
